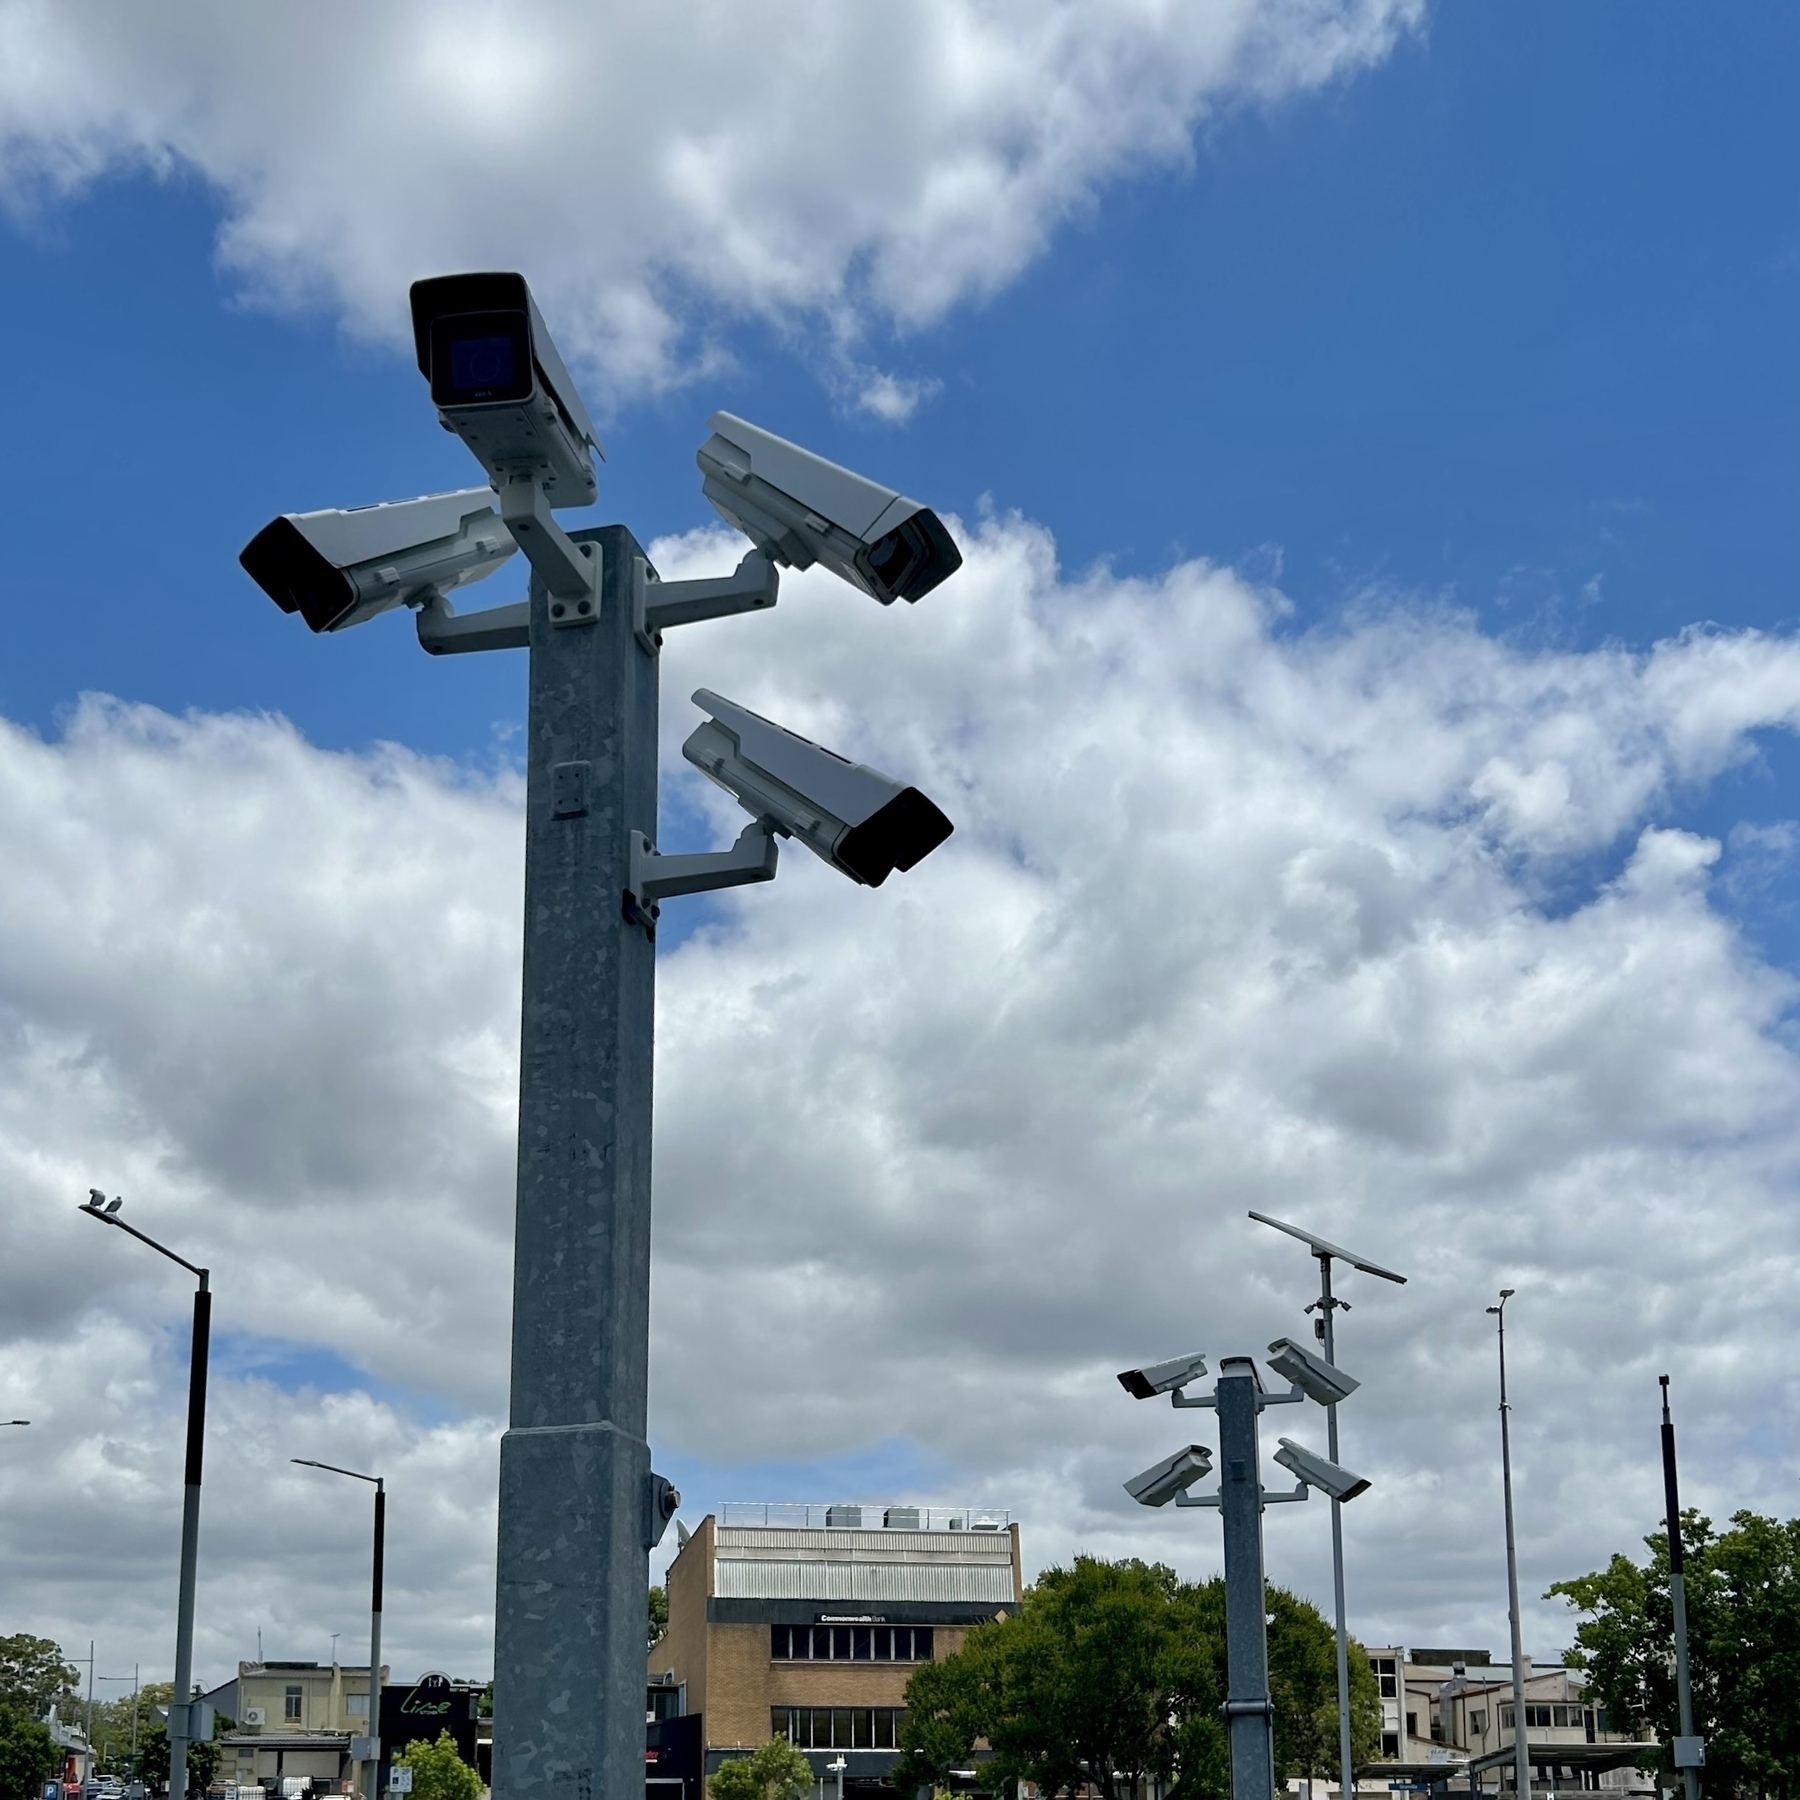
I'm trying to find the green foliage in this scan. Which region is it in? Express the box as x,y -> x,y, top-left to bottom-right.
649,1585 -> 670,1650
392,1730 -> 482,1800
0,1708 -> 62,1800
896,1554 -> 1382,1800
1550,1509 -> 1800,1800
0,1639 -> 78,1722
707,1737 -> 815,1800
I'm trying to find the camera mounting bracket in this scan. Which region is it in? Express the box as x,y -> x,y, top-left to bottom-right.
634,551 -> 779,655
623,822 -> 780,936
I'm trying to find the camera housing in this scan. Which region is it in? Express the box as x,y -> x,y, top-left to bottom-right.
681,689 -> 953,887
1124,1444 -> 1215,1508
697,412 -> 963,605
410,272 -> 601,508
239,488 -> 516,634
1117,1351 -> 1209,1401
1266,1337 -> 1361,1407
1273,1437 -> 1371,1503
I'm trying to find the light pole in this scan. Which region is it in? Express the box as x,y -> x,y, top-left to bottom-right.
292,1459 -> 385,1800
98,1671 -> 142,1774
1485,1291 -> 1531,1800
80,1193 -> 210,1800
1250,1211 -> 1407,1800
1659,1378 -> 1703,1800
4,1419 -> 26,1427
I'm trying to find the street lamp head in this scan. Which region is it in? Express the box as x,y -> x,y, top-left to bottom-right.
1500,1287 -> 1515,1299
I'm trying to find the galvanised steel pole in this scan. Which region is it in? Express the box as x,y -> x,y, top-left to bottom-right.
491,529 -> 659,1800
1660,1378 -> 1700,1800
1216,1357 -> 1277,1800
1489,1293 -> 1530,1800
1317,1258 -> 1354,1800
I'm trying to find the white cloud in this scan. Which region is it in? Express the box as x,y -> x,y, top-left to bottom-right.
2,519 -> 1799,1683
0,0 -> 1421,398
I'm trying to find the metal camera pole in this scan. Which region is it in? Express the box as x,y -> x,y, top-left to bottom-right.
1487,1292 -> 1531,1800
1659,1378 -> 1702,1800
1217,1359 -> 1280,1800
243,273 -> 966,1800
79,1197 -> 210,1800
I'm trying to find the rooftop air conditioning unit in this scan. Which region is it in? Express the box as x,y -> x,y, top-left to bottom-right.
824,1505 -> 863,1528
882,1507 -> 920,1531
243,1710 -> 265,1727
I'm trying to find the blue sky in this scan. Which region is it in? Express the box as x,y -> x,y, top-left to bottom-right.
2,0 -> 1798,1682
3,5 -> 1793,745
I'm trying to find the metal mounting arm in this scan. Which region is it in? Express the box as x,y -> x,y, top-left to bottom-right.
635,551 -> 778,653
1176,1481 -> 1308,1509
416,591 -> 531,655
498,472 -> 603,609
624,823 -> 780,933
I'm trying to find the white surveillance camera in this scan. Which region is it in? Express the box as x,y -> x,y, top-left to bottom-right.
697,412 -> 963,606
1266,1337 -> 1361,1407
409,272 -> 602,508
1273,1437 -> 1371,1503
1117,1352 -> 1209,1400
1123,1444 -> 1214,1508
682,689 -> 953,887
240,488 -> 516,634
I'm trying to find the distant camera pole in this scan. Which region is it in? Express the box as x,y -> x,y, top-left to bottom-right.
1659,1378 -> 1703,1800
1120,1345 -> 1373,1800
240,272 -> 964,1800
98,1671 -> 142,1772
1485,1291 -> 1531,1800
1250,1213 -> 1406,1800
291,1460 -> 385,1800
78,1194 -> 210,1800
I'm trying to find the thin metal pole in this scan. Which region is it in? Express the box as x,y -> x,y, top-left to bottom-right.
1492,1295 -> 1530,1800
170,1271 -> 211,1800
1660,1378 -> 1699,1800
86,1644 -> 96,1768
368,1481 -> 385,1800
1318,1257 -> 1354,1800
1217,1358 -> 1277,1800
132,1667 -> 140,1767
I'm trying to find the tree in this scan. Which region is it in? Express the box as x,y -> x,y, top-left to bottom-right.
708,1737 -> 814,1800
649,1585 -> 669,1650
1550,1509 -> 1800,1800
0,1639 -> 78,1723
392,1731 -> 482,1800
0,1708 -> 61,1800
896,1556 -> 1383,1800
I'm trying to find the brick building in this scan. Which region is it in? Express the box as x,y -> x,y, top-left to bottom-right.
648,1503 -> 1020,1797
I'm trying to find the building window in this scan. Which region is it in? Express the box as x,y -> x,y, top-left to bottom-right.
772,1708 -> 905,1751
284,1687 -> 303,1723
770,1626 -> 934,1663
1370,1657 -> 1398,1700
1552,1707 -> 1583,1729
348,1695 -> 368,1717
1501,1706 -> 1554,1731
1381,1734 -> 1400,1760
1406,1713 -> 1417,1739
1470,1712 -> 1488,1738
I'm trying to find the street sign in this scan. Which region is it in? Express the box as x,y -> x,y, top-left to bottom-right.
389,1772 -> 413,1794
